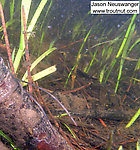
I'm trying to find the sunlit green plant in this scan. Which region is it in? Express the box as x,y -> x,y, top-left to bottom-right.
0,0 -> 17,36
84,37 -> 119,75
126,108 -> 140,128
82,14 -> 139,93
65,27 -> 93,88
104,14 -> 137,92
118,139 -> 140,150
2,0 -> 57,84
64,14 -> 139,91
0,130 -> 20,150
72,19 -> 85,40
9,0 -> 57,83
14,0 -> 47,72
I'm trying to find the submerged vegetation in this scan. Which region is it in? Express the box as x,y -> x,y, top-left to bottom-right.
0,0 -> 139,149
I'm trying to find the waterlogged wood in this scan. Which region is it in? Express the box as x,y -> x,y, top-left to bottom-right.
0,57 -> 73,150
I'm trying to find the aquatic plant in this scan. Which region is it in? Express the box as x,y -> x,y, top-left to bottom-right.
13,0 -> 51,71
0,130 -> 20,150
126,108 -> 140,128
109,14 -> 137,92
118,139 -> 140,150
0,0 -> 57,83
65,27 -> 92,88
0,0 -> 139,149
0,57 -> 74,149
81,14 -> 139,93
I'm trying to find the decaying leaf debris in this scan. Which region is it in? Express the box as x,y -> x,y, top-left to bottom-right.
0,57 -> 73,150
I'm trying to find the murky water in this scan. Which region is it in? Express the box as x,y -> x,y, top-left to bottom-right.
0,1 -> 140,149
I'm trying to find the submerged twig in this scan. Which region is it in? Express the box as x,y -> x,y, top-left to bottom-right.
34,84 -> 75,149
0,57 -> 73,149
62,82 -> 92,94
22,6 -> 33,94
20,80 -> 77,126
120,80 -> 133,106
0,2 -> 15,76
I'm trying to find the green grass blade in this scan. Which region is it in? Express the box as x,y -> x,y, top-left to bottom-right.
22,65 -> 56,86
12,47 -> 16,62
21,0 -> 32,46
118,145 -> 123,150
126,108 -> 140,128
27,0 -> 48,39
40,0 -> 53,31
135,58 -> 140,71
1,0 -> 5,7
65,27 -> 92,88
14,0 -> 48,73
105,14 -> 136,83
22,0 -> 32,22
0,130 -> 13,144
31,65 -> 56,81
105,58 -> 117,83
85,49 -> 98,73
102,46 -> 106,57
58,17 -> 69,39
100,65 -> 106,83
137,139 -> 140,150
0,19 -> 15,32
106,131 -> 113,150
132,78 -> 140,82
128,38 -> 140,54
86,38 -> 119,74
40,31 -> 45,44
63,123 -> 77,139
29,48 -> 56,70
115,24 -> 135,92
116,14 -> 136,58
13,47 -> 24,73
90,37 -> 119,49
0,130 -> 20,150
37,31 -> 45,56
106,47 -> 113,60
22,47 -> 57,81
122,57 -> 138,62
10,0 -> 15,20
57,112 -> 71,118
115,58 -> 124,93
78,27 -> 92,56
13,0 -> 32,73
72,20 -> 84,40
64,64 -> 77,88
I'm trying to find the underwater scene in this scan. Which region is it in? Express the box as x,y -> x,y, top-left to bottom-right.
0,0 -> 139,149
